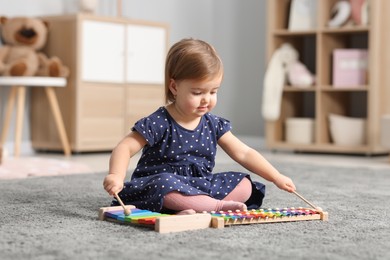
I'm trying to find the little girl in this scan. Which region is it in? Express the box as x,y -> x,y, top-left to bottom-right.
103,38 -> 296,214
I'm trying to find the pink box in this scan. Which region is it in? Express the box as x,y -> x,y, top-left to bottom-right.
332,49 -> 368,87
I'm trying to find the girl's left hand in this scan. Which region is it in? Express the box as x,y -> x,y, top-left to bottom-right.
273,174 -> 296,193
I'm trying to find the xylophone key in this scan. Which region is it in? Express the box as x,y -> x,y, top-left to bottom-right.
137,218 -> 157,225
104,208 -> 168,224
105,210 -> 125,220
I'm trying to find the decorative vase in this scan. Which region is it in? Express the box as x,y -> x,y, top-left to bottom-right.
79,0 -> 98,13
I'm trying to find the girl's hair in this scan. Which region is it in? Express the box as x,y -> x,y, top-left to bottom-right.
164,38 -> 223,104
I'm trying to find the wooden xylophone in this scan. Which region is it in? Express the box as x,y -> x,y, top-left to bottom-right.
99,205 -> 328,233
98,205 -> 212,233
208,207 -> 328,229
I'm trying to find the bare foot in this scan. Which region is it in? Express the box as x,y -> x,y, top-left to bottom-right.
176,209 -> 196,215
220,201 -> 247,212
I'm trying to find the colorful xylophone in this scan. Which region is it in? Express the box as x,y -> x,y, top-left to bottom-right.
98,205 -> 212,233
99,205 -> 328,233
208,207 -> 328,229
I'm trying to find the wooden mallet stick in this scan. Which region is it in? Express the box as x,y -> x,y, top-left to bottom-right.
293,191 -> 321,211
114,192 -> 131,215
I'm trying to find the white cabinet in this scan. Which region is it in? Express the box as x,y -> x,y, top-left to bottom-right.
81,20 -> 125,83
126,25 -> 166,84
81,21 -> 166,84
30,14 -> 169,152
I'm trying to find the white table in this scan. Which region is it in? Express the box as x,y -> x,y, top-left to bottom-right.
0,77 -> 71,157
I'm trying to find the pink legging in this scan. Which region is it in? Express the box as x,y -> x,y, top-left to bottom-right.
163,177 -> 252,213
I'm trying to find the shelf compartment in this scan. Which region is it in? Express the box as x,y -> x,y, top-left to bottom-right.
319,32 -> 369,86
318,91 -> 367,145
270,34 -> 317,76
270,91 -> 315,144
321,31 -> 368,48
319,0 -> 365,29
282,91 -> 316,120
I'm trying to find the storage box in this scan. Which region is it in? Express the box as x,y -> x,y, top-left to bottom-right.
285,118 -> 314,144
381,115 -> 390,148
332,49 -> 368,87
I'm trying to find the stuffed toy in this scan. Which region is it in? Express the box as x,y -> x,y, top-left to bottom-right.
0,16 -> 69,77
262,43 -> 315,121
287,60 -> 315,88
262,43 -> 298,121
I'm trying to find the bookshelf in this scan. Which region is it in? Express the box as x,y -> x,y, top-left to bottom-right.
265,0 -> 390,154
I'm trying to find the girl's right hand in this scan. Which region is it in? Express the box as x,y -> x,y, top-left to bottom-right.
103,174 -> 124,196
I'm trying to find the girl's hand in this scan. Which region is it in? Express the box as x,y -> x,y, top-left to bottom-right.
273,174 -> 296,193
103,174 -> 124,196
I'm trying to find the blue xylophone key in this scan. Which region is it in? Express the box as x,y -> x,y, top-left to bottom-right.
105,209 -> 153,221
117,209 -> 156,221
105,210 -> 125,220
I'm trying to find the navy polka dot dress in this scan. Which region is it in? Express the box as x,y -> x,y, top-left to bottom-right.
113,107 -> 265,212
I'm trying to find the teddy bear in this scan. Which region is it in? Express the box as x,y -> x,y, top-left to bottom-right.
0,16 -> 69,77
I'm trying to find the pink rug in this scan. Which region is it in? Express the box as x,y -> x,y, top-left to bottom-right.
0,157 -> 93,179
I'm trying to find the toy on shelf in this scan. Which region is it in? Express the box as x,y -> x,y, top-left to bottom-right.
288,0 -> 317,31
262,43 -> 314,121
328,0 -> 369,28
328,1 -> 352,28
0,16 -> 69,77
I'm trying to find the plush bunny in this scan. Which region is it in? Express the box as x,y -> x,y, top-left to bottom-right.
287,61 -> 315,88
262,43 -> 298,121
262,43 -> 315,121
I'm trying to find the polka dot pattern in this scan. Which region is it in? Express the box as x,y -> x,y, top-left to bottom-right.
112,107 -> 265,212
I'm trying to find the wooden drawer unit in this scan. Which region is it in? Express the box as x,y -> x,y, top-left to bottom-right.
31,14 -> 169,152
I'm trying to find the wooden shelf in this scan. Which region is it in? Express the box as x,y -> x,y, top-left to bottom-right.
269,141 -> 379,155
321,26 -> 369,33
273,29 -> 317,36
283,86 -> 316,92
265,0 -> 390,155
320,86 -> 368,91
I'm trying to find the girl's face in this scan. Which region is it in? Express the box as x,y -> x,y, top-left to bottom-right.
169,75 -> 222,118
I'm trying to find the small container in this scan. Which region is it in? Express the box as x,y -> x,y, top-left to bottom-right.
285,118 -> 315,144
332,49 -> 368,87
329,114 -> 366,146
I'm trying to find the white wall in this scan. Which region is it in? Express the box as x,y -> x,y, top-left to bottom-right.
114,0 -> 267,136
0,0 -> 267,149
213,0 -> 266,136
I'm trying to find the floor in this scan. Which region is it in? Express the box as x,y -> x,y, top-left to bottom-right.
15,136 -> 390,173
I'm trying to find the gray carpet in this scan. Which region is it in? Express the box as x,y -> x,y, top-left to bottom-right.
0,161 -> 389,260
